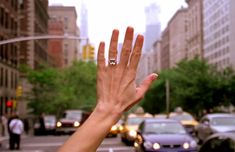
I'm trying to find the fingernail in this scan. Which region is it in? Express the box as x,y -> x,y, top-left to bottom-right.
151,73 -> 158,80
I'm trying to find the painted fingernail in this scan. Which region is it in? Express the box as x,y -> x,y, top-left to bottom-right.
151,73 -> 158,81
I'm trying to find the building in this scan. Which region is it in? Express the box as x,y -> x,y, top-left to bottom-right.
168,8 -> 188,68
19,0 -> 50,69
186,0 -> 204,60
79,1 -> 89,60
152,40 -> 161,73
160,27 -> 170,70
203,0 -> 235,70
48,19 -> 64,68
18,0 -> 49,116
0,1 -> 20,115
144,3 -> 161,52
48,6 -> 80,67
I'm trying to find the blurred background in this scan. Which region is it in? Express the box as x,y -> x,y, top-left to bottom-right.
0,0 -> 235,151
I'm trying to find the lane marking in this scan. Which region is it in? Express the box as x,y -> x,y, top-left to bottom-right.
97,146 -> 134,151
23,142 -> 63,147
109,148 -> 114,152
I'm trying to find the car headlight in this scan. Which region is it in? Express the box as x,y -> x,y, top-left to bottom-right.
153,143 -> 161,150
119,126 -> 124,131
190,140 -> 197,148
56,122 -> 62,127
128,130 -> 137,137
143,141 -> 152,149
183,142 -> 190,149
111,125 -> 118,131
74,121 -> 80,127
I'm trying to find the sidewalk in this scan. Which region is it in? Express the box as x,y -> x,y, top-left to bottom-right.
0,135 -> 8,142
0,135 -> 9,147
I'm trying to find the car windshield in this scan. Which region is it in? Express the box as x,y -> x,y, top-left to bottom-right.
64,111 -> 82,120
144,122 -> 187,134
127,117 -> 145,125
211,117 -> 235,126
170,114 -> 194,121
44,116 -> 55,124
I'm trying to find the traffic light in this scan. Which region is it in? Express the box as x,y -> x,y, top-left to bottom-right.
82,45 -> 88,60
6,100 -> 13,108
82,44 -> 95,61
88,45 -> 95,60
16,86 -> 22,97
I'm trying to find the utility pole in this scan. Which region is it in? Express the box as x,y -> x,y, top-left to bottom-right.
166,79 -> 170,118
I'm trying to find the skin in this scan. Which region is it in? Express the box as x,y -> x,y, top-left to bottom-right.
58,26 -> 158,152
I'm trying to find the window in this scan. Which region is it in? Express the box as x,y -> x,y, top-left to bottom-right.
5,69 -> 8,88
0,67 -> 3,87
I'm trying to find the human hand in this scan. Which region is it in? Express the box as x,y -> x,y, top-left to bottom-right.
96,26 -> 158,118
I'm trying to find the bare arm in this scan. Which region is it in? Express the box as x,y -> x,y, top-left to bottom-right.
58,26 -> 158,152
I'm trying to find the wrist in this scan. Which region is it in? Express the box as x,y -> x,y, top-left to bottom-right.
93,102 -> 123,124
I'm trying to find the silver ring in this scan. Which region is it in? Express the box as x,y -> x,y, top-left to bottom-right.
109,58 -> 116,66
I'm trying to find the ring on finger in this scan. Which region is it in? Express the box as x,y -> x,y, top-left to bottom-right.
109,58 -> 117,66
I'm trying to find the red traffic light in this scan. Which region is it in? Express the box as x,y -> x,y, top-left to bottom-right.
6,100 -> 13,107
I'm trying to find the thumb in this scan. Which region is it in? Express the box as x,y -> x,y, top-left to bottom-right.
136,73 -> 158,100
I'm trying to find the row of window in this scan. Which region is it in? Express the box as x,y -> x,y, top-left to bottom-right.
204,35 -> 230,53
208,57 -> 230,70
0,66 -> 18,90
0,36 -> 18,67
0,7 -> 18,36
205,46 -> 230,62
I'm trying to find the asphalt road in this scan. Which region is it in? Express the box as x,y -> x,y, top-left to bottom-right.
0,135 -> 134,152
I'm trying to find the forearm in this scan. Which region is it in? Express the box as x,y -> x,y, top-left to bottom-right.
58,104 -> 122,152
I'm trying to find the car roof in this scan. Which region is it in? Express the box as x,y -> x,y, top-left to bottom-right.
169,111 -> 192,116
144,118 -> 180,123
128,113 -> 153,118
205,113 -> 235,119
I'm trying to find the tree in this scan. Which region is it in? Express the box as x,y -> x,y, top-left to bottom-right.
141,58 -> 232,116
23,61 -> 97,115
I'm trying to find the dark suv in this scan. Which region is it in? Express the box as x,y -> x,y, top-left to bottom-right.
55,110 -> 84,135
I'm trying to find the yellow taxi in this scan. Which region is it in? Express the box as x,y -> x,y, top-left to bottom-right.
169,108 -> 198,135
120,113 -> 153,145
107,119 -> 124,137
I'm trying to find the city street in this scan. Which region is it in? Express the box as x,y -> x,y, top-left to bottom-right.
0,135 -> 134,152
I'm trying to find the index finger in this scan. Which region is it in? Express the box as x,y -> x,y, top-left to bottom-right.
97,42 -> 105,70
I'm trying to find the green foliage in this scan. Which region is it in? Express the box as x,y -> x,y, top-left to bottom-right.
24,61 -> 97,115
142,58 -> 235,116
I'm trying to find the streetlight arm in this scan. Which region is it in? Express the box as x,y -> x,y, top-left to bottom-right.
0,35 -> 88,46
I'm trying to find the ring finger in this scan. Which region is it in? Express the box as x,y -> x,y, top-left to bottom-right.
108,29 -> 119,67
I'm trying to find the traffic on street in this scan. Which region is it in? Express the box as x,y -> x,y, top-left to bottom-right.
0,135 -> 134,152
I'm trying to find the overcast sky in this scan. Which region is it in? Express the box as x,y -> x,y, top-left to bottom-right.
49,0 -> 186,49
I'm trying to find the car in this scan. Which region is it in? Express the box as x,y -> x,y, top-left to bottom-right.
169,111 -> 198,135
199,132 -> 235,152
55,110 -> 84,135
134,118 -> 197,152
120,113 -> 153,145
196,113 -> 235,144
154,114 -> 167,119
107,119 -> 124,137
34,115 -> 56,135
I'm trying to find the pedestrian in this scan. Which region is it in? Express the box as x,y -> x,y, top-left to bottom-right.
1,114 -> 7,136
39,113 -> 46,135
7,112 -> 16,150
58,26 -> 158,152
23,118 -> 29,135
9,114 -> 24,150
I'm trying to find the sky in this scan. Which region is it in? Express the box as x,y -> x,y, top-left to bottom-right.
49,0 -> 187,49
